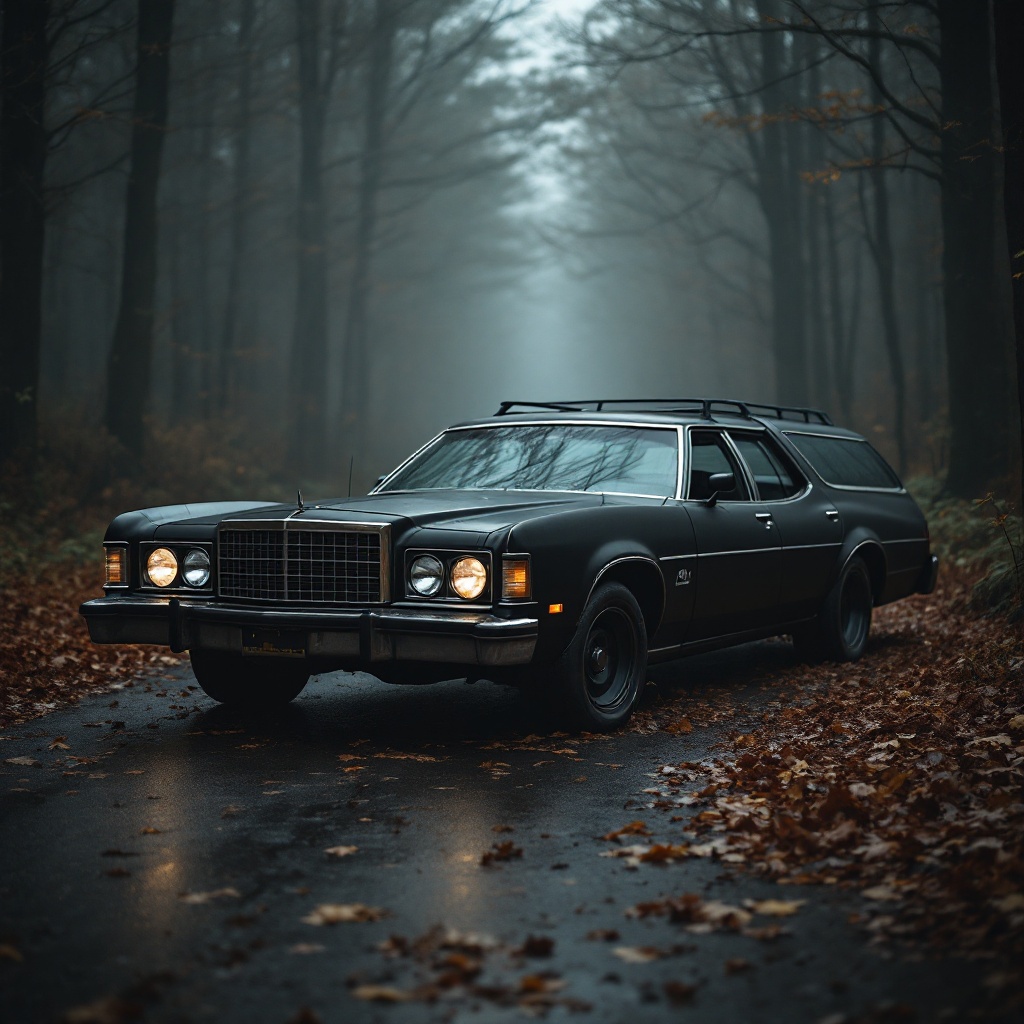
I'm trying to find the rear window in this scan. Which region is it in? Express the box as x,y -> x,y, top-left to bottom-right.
784,433 -> 902,490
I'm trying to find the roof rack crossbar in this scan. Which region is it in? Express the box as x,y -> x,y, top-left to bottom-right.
495,398 -> 832,425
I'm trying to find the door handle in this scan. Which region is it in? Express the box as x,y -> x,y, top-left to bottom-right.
825,509 -> 840,520
755,513 -> 773,529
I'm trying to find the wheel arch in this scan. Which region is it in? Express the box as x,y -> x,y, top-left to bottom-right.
585,556 -> 665,639
841,537 -> 887,603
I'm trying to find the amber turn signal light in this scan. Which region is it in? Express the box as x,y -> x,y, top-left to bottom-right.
104,547 -> 126,586
501,558 -> 530,600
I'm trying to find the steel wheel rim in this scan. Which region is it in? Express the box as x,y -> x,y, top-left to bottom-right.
584,607 -> 636,712
841,571 -> 871,650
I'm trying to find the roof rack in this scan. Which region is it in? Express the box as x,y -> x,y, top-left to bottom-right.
494,398 -> 833,426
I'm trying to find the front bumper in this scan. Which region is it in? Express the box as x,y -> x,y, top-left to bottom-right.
80,597 -> 538,667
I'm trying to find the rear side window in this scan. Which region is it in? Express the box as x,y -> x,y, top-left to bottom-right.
731,435 -> 804,501
785,433 -> 902,489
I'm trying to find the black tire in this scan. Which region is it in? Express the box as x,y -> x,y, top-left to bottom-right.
189,650 -> 309,707
552,582 -> 648,731
798,555 -> 873,662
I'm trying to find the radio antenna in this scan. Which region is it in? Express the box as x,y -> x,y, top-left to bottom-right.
347,456 -> 354,498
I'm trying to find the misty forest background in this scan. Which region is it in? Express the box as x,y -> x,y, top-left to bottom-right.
1,0 -> 1022,510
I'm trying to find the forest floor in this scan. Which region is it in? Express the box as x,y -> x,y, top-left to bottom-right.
1,551 -> 1022,1017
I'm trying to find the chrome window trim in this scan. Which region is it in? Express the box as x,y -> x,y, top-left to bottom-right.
682,424 -> 754,503
721,430 -> 757,500
403,547 -> 493,604
781,431 -> 906,493
725,429 -> 812,504
139,541 -> 214,595
372,420 -> 683,501
103,542 -> 130,590
216,519 -> 391,604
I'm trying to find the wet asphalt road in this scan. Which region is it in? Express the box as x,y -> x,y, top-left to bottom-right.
0,647 -> 1002,1024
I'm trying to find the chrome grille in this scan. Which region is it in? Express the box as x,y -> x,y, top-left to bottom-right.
218,521 -> 387,603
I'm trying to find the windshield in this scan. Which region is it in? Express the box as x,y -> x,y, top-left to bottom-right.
380,424 -> 679,496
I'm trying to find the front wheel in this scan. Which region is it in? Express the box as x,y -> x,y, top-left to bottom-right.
796,556 -> 873,662
552,582 -> 648,731
190,650 -> 309,707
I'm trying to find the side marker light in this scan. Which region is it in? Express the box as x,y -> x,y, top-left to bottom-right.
548,603 -> 563,614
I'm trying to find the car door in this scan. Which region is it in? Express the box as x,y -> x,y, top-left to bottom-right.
729,430 -> 843,622
683,428 -> 781,640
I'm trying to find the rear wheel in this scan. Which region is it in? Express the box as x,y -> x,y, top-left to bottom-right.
190,650 -> 309,707
552,582 -> 647,731
795,556 -> 873,662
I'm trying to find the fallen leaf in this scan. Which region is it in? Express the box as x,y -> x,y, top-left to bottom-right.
302,903 -> 387,925
516,936 -> 555,957
613,946 -> 664,963
745,898 -> 805,917
4,756 -> 40,767
325,845 -> 358,858
178,887 -> 241,904
480,841 -> 522,866
602,821 -> 651,841
663,980 -> 698,1004
861,885 -> 902,902
60,995 -> 143,1024
351,985 -> 411,1003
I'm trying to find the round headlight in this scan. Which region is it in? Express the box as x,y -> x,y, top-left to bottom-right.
451,556 -> 487,600
182,548 -> 211,587
409,554 -> 444,597
146,547 -> 178,588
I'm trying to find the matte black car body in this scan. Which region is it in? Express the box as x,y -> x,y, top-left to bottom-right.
81,399 -> 938,728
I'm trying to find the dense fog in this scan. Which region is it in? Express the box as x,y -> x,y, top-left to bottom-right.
2,0 -> 1021,499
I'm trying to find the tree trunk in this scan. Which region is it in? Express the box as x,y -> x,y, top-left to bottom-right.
803,39 -> 829,409
288,1 -> 330,472
340,0 -> 396,461
992,0 -> 1024,515
822,185 -> 849,420
104,0 -> 176,455
937,0 -> 1011,496
865,2 -> 908,473
0,0 -> 50,460
754,0 -> 808,406
218,0 -> 256,415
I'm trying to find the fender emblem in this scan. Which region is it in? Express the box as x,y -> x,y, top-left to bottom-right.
675,568 -> 692,586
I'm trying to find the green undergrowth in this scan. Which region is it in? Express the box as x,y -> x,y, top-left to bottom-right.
910,476 -> 1023,619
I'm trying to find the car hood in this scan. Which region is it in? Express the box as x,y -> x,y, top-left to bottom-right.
313,489 -> 604,534
147,490 -> 605,539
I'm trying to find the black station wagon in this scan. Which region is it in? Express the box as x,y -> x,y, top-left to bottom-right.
81,399 -> 938,729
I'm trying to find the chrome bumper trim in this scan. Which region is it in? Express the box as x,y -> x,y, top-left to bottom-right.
79,597 -> 538,667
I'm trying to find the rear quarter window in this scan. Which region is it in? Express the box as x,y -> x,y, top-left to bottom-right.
784,433 -> 902,490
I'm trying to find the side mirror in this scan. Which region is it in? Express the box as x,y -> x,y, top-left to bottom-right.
705,472 -> 735,507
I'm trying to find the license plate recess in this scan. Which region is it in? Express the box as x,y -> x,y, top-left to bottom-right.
242,628 -> 307,658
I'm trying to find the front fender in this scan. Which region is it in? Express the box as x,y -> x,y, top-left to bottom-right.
510,503 -> 694,661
